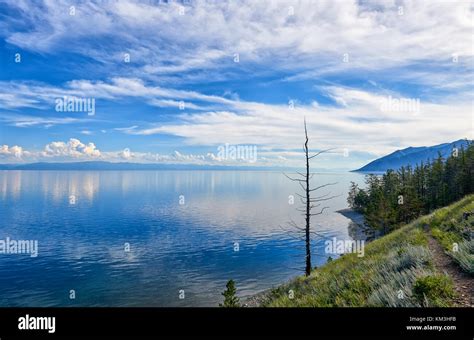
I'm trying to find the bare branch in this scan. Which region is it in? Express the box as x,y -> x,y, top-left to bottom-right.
309,194 -> 342,202
295,170 -> 306,178
283,172 -> 306,182
309,206 -> 330,216
308,148 -> 337,159
309,182 -> 338,192
285,220 -> 305,232
311,191 -> 332,199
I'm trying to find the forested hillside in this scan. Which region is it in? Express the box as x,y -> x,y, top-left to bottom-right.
348,141 -> 473,234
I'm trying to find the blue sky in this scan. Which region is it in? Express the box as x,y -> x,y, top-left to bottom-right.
0,0 -> 472,169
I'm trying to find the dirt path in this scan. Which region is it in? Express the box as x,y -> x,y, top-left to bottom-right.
425,232 -> 473,307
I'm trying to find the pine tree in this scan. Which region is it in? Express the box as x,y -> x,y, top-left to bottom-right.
219,280 -> 240,307
347,181 -> 358,209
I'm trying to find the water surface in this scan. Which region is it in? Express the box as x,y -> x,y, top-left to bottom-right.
0,170 -> 365,306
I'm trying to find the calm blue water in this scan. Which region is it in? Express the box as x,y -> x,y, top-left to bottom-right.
0,170 -> 365,306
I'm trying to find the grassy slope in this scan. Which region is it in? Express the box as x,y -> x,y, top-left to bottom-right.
261,195 -> 474,307
430,196 -> 474,275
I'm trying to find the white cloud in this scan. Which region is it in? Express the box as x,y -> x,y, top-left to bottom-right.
0,140 -> 201,165
114,125 -> 138,132
0,145 -> 25,159
41,138 -> 101,158
118,148 -> 131,160
130,86 -> 473,157
148,99 -> 209,110
0,140 -> 293,167
1,0 -> 471,85
0,114 -> 87,128
0,78 -> 233,111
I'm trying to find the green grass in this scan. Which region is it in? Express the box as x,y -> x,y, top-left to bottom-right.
429,194 -> 474,275
261,196 -> 474,307
413,274 -> 455,307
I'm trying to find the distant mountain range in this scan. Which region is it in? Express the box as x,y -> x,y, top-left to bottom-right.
0,161 -> 275,171
354,139 -> 471,172
0,161 -> 352,172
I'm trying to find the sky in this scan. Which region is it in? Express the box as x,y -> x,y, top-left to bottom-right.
0,0 -> 472,169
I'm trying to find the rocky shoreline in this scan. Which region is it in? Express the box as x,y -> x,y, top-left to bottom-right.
242,288 -> 272,307
336,208 -> 381,242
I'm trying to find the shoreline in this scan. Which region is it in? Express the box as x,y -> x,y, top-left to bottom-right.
243,208 -> 377,307
336,208 -> 381,242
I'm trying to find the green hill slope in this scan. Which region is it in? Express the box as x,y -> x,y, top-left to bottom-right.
260,195 -> 473,307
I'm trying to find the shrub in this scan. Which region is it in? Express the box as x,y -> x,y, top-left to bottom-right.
412,275 -> 455,307
431,228 -> 461,251
451,240 -> 474,275
366,246 -> 432,307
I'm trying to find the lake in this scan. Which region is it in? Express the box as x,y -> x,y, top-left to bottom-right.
0,170 -> 366,306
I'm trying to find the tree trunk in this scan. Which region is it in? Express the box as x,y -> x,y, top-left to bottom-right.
284,119 -> 337,276
304,123 -> 311,276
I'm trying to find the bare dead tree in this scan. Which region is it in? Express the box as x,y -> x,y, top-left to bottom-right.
284,119 -> 339,276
